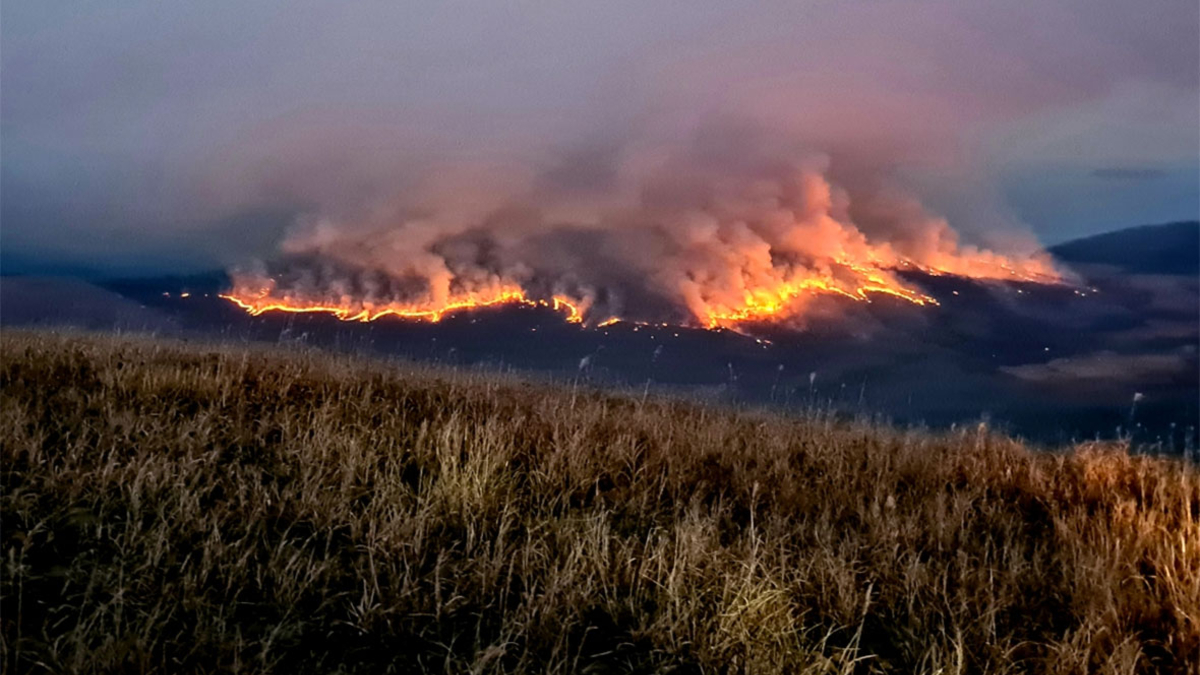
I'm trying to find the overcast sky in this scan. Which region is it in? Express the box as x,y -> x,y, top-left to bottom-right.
3,0 -> 1197,276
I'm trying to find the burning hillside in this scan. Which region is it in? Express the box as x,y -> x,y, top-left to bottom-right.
222,152 -> 1061,331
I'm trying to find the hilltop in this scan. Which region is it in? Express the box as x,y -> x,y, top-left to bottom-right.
1050,221 -> 1200,275
2,330 -> 1197,674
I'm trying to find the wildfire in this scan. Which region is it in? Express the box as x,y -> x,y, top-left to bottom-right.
220,250 -> 1059,331
221,283 -> 584,325
695,275 -> 935,329
218,161 -> 1065,331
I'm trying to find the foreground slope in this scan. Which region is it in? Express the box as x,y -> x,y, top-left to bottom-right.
1,331 -> 1197,674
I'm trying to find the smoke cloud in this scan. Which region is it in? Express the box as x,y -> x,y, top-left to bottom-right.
2,0 -> 1196,275
228,127 -> 1058,327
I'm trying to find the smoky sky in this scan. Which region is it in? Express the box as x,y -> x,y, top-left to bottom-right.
2,0 -> 1197,275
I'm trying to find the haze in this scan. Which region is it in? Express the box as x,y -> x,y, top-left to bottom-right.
2,0 -> 1197,276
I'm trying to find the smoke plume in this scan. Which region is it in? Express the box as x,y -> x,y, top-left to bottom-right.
227,128 -> 1059,328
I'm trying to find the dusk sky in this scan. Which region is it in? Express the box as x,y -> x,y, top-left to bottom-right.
3,0 -> 1197,277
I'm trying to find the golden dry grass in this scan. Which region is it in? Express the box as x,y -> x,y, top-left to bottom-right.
1,330 -> 1197,674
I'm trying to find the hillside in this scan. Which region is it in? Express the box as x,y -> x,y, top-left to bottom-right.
1050,221 -> 1200,275
0,276 -> 177,332
1,331 -> 1198,674
2,222 -> 1196,449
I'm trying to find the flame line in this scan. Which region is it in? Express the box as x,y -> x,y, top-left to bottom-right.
219,290 -> 583,325
219,257 -> 1061,331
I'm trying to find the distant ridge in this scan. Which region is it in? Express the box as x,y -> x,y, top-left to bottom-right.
0,276 -> 176,332
1050,221 -> 1199,275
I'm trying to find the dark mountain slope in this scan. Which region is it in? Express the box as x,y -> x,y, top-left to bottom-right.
1051,221 -> 1199,275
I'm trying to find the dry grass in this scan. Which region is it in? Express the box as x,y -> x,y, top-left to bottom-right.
1,330 -> 1197,674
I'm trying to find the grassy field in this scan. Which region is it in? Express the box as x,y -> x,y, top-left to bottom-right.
2,330 -> 1198,674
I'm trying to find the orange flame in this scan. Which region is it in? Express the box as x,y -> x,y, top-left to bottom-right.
218,155 -> 1065,332
220,250 -> 1058,331
221,283 -> 583,325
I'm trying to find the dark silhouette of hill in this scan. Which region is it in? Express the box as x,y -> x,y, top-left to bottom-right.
0,276 -> 177,333
1051,221 -> 1199,275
